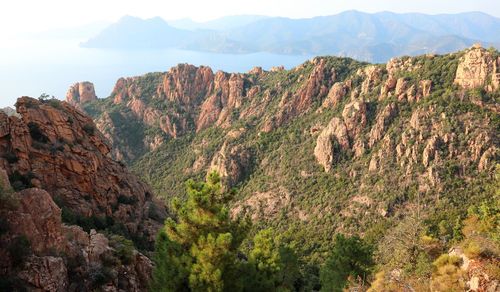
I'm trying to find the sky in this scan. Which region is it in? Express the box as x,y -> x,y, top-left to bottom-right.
1,0 -> 499,36
0,0 -> 499,108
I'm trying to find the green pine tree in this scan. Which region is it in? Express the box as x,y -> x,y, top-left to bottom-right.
151,172 -> 248,292
320,234 -> 373,292
243,228 -> 300,292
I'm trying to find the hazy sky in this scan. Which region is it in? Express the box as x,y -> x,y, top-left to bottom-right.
1,0 -> 499,36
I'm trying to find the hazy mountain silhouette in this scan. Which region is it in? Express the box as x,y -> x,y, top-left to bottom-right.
81,11 -> 500,61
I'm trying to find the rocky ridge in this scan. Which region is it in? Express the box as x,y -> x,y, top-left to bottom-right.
76,45 -> 497,198
75,46 -> 499,196
0,97 -> 166,290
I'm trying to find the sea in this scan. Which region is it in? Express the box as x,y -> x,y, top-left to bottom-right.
0,39 -> 312,108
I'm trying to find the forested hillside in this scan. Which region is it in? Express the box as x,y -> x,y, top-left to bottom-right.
74,45 -> 499,290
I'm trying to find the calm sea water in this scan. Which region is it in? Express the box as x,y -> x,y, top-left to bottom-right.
0,39 -> 313,108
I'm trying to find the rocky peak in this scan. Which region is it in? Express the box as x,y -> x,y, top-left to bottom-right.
454,45 -> 500,91
111,77 -> 141,104
249,66 -> 264,75
66,81 -> 97,106
159,64 -> 214,107
268,58 -> 335,131
196,72 -> 247,131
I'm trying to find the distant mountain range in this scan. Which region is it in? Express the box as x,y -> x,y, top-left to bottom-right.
81,11 -> 500,62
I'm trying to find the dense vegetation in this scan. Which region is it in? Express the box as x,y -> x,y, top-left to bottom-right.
151,173 -> 376,291
151,170 -> 499,291
81,48 -> 499,290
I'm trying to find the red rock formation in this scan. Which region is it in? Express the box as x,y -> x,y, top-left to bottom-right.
209,141 -> 251,187
268,58 -> 335,131
314,117 -> 350,172
196,72 -> 246,131
368,103 -> 398,147
359,65 -> 383,94
419,80 -> 432,98
66,82 -> 97,106
1,186 -> 156,291
321,82 -> 349,110
159,64 -> 214,107
0,97 -> 165,243
0,97 -> 166,290
342,100 -> 367,141
454,46 -> 499,91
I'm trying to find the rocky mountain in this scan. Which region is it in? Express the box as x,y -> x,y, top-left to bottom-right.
0,97 -> 166,290
3,44 -> 497,290
81,15 -> 196,49
76,44 -> 499,279
82,11 -> 500,62
167,15 -> 270,31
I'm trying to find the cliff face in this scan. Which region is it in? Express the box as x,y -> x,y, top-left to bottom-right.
0,97 -> 166,290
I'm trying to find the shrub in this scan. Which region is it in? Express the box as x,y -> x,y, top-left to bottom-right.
8,235 -> 32,268
82,123 -> 96,136
88,263 -> 115,288
0,217 -> 10,236
431,254 -> 465,291
3,152 -> 19,163
320,234 -> 374,292
367,271 -> 399,292
0,180 -> 18,210
0,276 -> 27,292
108,234 -> 135,265
433,254 -> 461,268
117,194 -> 138,205
8,171 -> 34,191
47,99 -> 63,110
463,240 -> 482,258
27,122 -> 49,143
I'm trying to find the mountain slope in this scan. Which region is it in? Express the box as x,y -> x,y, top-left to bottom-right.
77,46 -> 499,274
